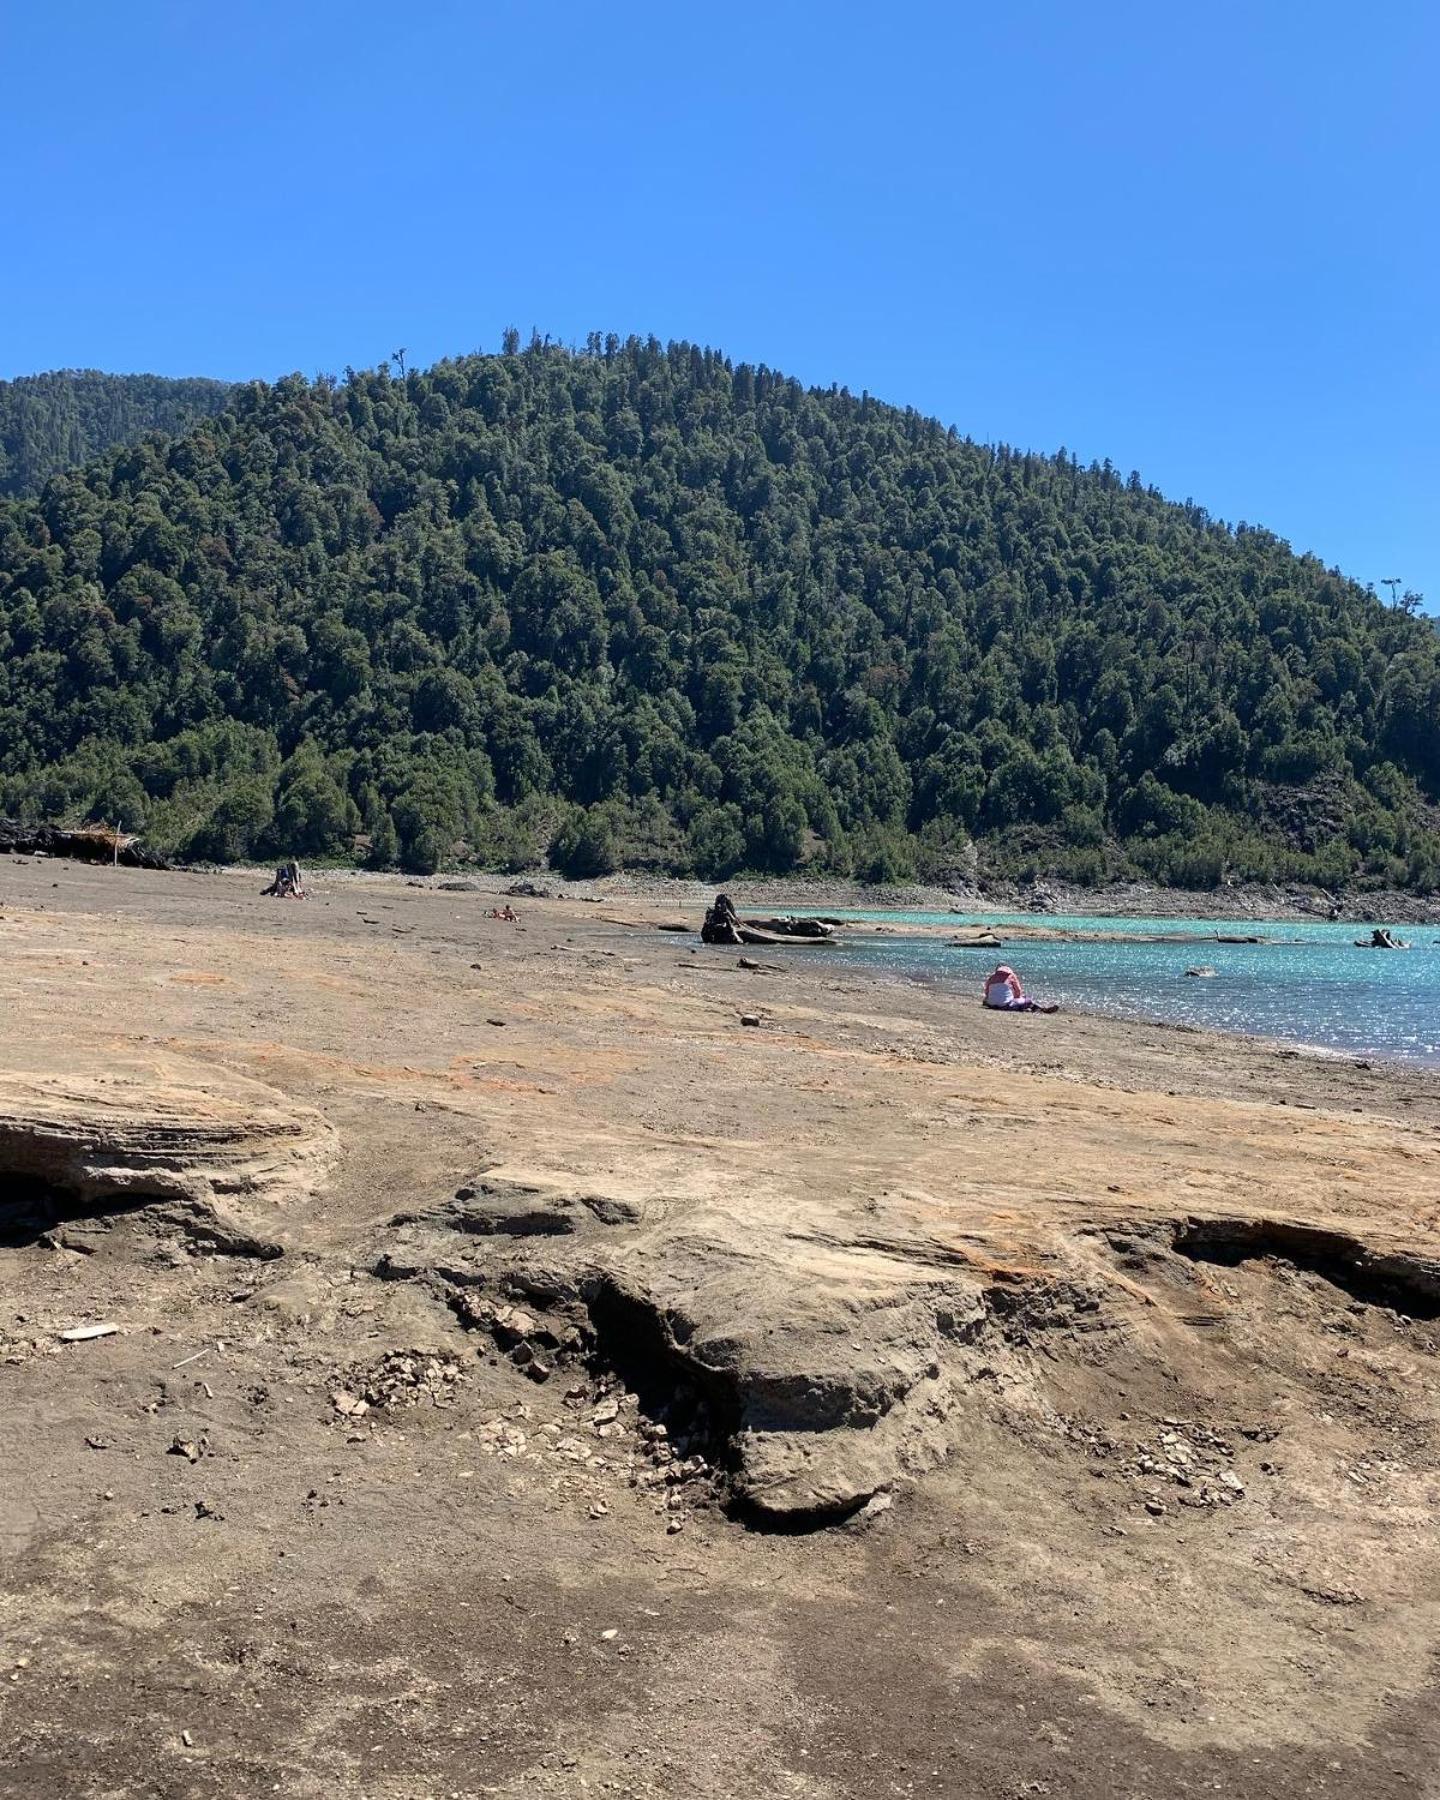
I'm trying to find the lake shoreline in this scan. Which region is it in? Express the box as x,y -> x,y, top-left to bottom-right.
168,856 -> 1440,926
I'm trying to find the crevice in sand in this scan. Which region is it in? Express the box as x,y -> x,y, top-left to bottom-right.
1,1175 -> 161,1249
1171,1217 -> 1440,1319
378,1236 -> 1095,1529
0,1172 -> 283,1259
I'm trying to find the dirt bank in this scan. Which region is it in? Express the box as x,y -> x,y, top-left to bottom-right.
2,857 -> 1438,1797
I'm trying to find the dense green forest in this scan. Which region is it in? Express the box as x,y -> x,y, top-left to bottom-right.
0,371 -> 232,500
0,336 -> 1436,889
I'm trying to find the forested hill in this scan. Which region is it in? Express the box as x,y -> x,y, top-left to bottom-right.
1,337 -> 1437,889
0,370 -> 233,500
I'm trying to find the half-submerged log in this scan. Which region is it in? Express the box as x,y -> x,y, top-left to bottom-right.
736,926 -> 836,948
743,917 -> 835,938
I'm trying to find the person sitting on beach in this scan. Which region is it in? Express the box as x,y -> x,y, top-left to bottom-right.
983,964 -> 1057,1014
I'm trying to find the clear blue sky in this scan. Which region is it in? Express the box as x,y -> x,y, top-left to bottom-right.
4,0 -> 1435,607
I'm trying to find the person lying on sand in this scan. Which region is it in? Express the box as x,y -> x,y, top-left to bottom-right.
488,905 -> 519,923
983,964 -> 1058,1014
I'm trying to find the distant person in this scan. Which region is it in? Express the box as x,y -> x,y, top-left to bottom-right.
983,964 -> 1057,1014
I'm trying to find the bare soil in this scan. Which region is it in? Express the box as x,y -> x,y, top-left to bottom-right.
2,857 -> 1439,1799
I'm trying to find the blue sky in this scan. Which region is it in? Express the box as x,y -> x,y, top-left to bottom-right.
4,0 -> 1435,607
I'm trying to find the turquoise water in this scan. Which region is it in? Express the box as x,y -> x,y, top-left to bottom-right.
809,911 -> 1440,1067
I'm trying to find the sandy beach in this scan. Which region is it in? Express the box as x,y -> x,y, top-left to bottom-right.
2,856 -> 1439,1798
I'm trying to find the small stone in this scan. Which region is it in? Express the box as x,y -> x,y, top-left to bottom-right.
493,1307 -> 537,1347
739,1014 -> 761,1028
599,1628 -> 618,1641
1144,1500 -> 1166,1516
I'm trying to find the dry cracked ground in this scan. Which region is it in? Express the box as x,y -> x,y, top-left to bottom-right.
2,858 -> 1440,1799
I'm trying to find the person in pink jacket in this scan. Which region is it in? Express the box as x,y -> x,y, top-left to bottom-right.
983,964 -> 1057,1013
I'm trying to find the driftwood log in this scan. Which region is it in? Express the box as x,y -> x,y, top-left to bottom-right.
0,818 -> 168,869
735,926 -> 836,948
743,917 -> 835,939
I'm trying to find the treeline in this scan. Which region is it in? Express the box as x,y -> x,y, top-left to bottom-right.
0,335 -> 1436,890
0,370 -> 232,500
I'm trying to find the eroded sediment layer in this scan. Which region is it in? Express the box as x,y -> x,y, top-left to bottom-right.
0,1060 -> 337,1257
379,1173 -> 1112,1520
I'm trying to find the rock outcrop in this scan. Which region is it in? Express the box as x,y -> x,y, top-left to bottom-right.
0,1061 -> 337,1256
379,1173 -> 1102,1522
